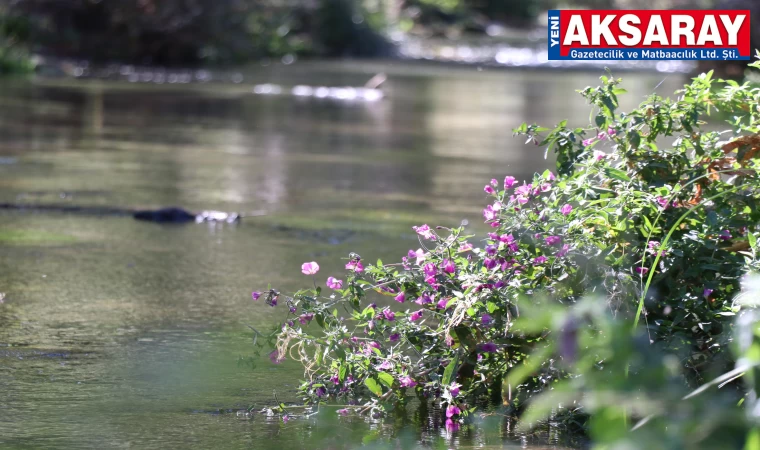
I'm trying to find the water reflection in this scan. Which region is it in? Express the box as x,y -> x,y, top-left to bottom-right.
0,63 -> 687,448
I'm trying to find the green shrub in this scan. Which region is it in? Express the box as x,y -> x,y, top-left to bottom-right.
251,55 -> 760,436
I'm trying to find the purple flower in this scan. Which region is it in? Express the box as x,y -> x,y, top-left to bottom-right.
449,383 -> 461,397
330,373 -> 340,384
388,333 -> 400,342
593,150 -> 606,161
490,178 -> 498,186
282,414 -> 290,423
315,387 -> 327,397
298,313 -> 314,325
557,244 -> 570,257
252,291 -> 262,301
480,342 -> 498,353
484,185 -> 495,195
545,235 -> 562,246
337,408 -> 349,416
412,224 -> 436,240
481,314 -> 493,326
410,310 -> 423,321
345,260 -> 364,272
533,256 -> 548,265
504,176 -> 517,189
703,288 -> 714,298
394,292 -> 406,303
381,309 -> 395,321
446,404 -> 461,418
269,350 -> 284,364
409,248 -> 426,265
635,266 -> 649,275
560,204 -> 573,216
483,258 -> 497,270
377,360 -> 393,371
301,261 -> 320,275
656,196 -> 669,209
423,263 -> 437,277
458,242 -> 473,252
547,171 -> 556,181
485,244 -> 498,256
326,277 -> 343,290
441,259 -> 456,274
399,376 -> 417,387
500,234 -> 515,244
607,126 -> 617,137
720,230 -> 732,241
415,293 -> 433,305
538,183 -> 551,193
445,418 -> 460,432
437,298 -> 451,309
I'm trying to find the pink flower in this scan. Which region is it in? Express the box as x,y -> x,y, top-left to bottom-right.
298,313 -> 314,324
538,183 -> 551,193
458,242 -> 473,252
381,309 -> 395,321
635,266 -> 649,275
437,298 -> 452,309
415,293 -> 433,305
301,261 -> 320,275
484,185 -> 495,195
545,235 -> 561,246
557,244 -> 570,257
547,171 -> 556,181
515,184 -> 532,197
345,260 -> 364,272
483,205 -> 498,221
399,376 -> 417,387
441,259 -> 456,274
377,360 -> 393,371
326,277 -> 343,289
410,310 -> 423,321
252,291 -> 262,301
593,150 -> 606,161
449,382 -> 461,397
412,224 -> 436,240
388,333 -> 400,342
504,176 -> 517,189
607,126 -> 617,137
560,204 -> 573,216
582,137 -> 596,146
533,256 -> 547,265
394,292 -> 406,303
485,244 -> 498,256
446,404 -> 461,418
282,414 -> 290,423
409,248 -> 426,265
656,196 -> 669,209
337,408 -> 349,416
445,418 -> 460,432
500,234 -> 515,244
483,258 -> 497,270
423,263 -> 437,277
490,178 -> 499,186
720,230 -> 732,241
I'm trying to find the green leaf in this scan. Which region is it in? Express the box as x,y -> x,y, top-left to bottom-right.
443,353 -> 459,385
339,364 -> 348,382
365,377 -> 383,396
604,167 -> 631,182
749,232 -> 757,251
377,372 -> 395,388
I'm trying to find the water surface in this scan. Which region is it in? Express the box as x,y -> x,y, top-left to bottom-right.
0,62 -> 687,449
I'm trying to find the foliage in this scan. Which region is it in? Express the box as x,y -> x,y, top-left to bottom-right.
251,55 -> 760,441
0,12 -> 35,74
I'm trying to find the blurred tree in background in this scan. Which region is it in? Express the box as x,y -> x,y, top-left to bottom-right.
0,0 -> 754,67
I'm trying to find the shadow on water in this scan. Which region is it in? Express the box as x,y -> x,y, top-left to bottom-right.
0,61 -> 687,448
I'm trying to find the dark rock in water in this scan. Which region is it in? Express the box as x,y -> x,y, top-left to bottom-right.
132,207 -> 242,223
132,207 -> 196,223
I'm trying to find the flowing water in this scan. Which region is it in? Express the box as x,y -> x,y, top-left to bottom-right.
0,61 -> 688,449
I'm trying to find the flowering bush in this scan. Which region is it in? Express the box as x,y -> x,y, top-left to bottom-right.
251,57 -> 760,429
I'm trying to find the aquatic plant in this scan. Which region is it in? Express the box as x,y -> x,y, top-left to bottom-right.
251,54 -> 760,442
